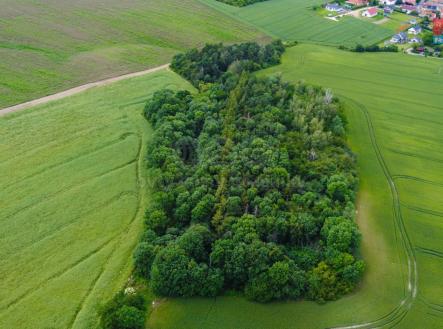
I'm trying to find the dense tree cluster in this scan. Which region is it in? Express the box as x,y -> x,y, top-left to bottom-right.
134,42 -> 364,303
215,0 -> 268,7
171,41 -> 285,87
100,291 -> 146,329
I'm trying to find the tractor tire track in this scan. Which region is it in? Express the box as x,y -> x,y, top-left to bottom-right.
387,148 -> 443,165
416,247 -> 443,259
0,122 -> 122,168
0,191 -> 137,261
1,132 -> 137,193
68,128 -> 146,329
1,158 -> 137,226
401,204 -> 443,218
392,175 -> 443,188
0,235 -> 117,312
330,96 -> 417,329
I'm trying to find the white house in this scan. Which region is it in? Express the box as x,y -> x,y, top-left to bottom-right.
409,36 -> 423,43
379,0 -> 396,5
391,32 -> 408,43
408,25 -> 423,34
362,7 -> 379,17
326,3 -> 345,11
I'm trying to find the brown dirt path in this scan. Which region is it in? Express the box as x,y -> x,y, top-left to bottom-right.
0,64 -> 170,118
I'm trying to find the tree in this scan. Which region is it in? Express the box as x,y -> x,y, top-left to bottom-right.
133,242 -> 158,278
177,224 -> 212,262
113,306 -> 145,329
100,292 -> 146,329
321,217 -> 360,252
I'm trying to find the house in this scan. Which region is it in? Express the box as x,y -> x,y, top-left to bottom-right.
325,3 -> 344,11
380,0 -> 396,5
391,32 -> 408,43
404,0 -> 417,5
418,8 -> 437,19
345,0 -> 369,7
384,6 -> 394,14
408,25 -> 422,34
409,19 -> 417,24
401,4 -> 417,13
409,36 -> 423,43
362,7 -> 379,17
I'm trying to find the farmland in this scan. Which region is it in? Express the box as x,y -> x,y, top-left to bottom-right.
0,0 -> 266,109
200,0 -> 392,47
0,70 -> 193,329
148,45 -> 443,328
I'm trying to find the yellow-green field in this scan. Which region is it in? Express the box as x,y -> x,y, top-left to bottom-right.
148,45 -> 443,328
0,70 -> 193,329
0,0 -> 266,109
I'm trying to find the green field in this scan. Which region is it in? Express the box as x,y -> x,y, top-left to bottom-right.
200,0 -> 393,47
0,0 -> 267,109
379,12 -> 415,33
0,70 -> 193,329
148,45 -> 443,328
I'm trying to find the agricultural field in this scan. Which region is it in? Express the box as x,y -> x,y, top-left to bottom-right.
200,0 -> 393,47
0,0 -> 267,109
0,70 -> 193,329
148,45 -> 443,328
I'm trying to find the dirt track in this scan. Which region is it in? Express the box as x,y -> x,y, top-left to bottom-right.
0,64 -> 170,117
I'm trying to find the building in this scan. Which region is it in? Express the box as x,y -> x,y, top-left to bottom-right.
401,4 -> 417,13
384,6 -> 394,14
391,32 -> 408,43
325,3 -> 344,11
380,0 -> 396,5
409,36 -> 423,43
345,0 -> 369,7
408,25 -> 423,34
404,0 -> 417,5
362,7 -> 379,17
434,18 -> 443,44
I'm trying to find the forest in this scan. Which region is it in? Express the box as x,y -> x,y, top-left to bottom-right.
132,41 -> 364,305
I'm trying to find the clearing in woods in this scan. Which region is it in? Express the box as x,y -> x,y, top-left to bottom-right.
0,70 -> 193,329
148,45 -> 443,329
0,0 -> 267,109
199,0 -> 393,47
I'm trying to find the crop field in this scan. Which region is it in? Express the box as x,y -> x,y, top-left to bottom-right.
0,70 -> 193,329
148,45 -> 443,328
199,0 -> 393,47
0,0 -> 267,109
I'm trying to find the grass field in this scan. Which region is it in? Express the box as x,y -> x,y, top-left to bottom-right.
199,0 -> 393,47
0,0 -> 267,109
148,45 -> 443,328
0,70 -> 193,329
379,12 -> 415,33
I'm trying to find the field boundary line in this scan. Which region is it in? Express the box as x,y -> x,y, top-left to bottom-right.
0,64 -> 170,117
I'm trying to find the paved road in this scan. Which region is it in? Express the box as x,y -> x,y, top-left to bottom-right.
0,64 -> 170,117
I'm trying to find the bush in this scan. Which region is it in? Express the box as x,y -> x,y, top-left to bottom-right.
100,292 -> 146,329
114,306 -> 145,329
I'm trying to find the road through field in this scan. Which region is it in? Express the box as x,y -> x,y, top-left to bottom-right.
0,64 -> 170,117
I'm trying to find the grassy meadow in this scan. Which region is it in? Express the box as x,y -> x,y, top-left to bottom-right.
199,0 -> 392,47
0,0 -> 267,109
148,45 -> 443,328
0,70 -> 193,329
